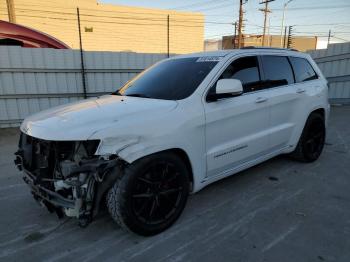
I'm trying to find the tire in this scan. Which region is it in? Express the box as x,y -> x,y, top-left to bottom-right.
290,112 -> 326,162
106,152 -> 190,236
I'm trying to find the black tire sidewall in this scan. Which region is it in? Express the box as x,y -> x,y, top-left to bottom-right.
117,152 -> 189,236
300,113 -> 326,162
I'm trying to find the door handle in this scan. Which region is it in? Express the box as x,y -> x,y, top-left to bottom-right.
296,88 -> 306,94
255,97 -> 268,103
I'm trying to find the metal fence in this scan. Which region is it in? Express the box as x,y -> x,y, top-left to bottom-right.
0,46 -> 168,128
308,42 -> 350,104
1,44 -> 350,128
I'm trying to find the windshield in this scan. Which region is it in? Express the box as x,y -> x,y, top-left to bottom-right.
117,57 -> 219,100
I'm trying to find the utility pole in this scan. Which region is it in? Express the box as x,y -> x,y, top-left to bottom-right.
327,29 -> 331,47
237,0 -> 244,48
259,0 -> 275,46
283,26 -> 287,48
237,1 -> 249,48
280,0 -> 294,47
6,0 -> 16,23
76,8 -> 87,99
287,25 -> 293,48
267,16 -> 271,46
233,21 -> 237,48
167,15 -> 170,57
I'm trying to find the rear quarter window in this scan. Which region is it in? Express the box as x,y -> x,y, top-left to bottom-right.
289,57 -> 318,82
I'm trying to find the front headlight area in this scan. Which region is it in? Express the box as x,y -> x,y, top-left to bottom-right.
52,140 -> 119,221
53,140 -> 100,218
15,134 -> 119,226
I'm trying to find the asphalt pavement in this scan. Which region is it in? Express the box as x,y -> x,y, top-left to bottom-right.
0,106 -> 349,262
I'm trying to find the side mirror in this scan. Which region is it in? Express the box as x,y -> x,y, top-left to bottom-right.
216,79 -> 243,95
207,79 -> 243,102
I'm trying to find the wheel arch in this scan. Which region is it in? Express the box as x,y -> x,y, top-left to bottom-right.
289,107 -> 326,162
287,106 -> 327,153
165,148 -> 194,185
303,106 -> 327,134
120,147 -> 195,192
310,107 -> 325,120
307,106 -> 329,129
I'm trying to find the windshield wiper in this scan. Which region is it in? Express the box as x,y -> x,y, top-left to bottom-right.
111,91 -> 151,99
125,93 -> 151,99
111,90 -> 122,96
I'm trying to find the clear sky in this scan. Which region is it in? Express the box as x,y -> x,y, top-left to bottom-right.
100,0 -> 350,43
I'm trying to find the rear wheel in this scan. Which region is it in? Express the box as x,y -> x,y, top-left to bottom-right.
106,152 -> 189,236
290,113 -> 325,162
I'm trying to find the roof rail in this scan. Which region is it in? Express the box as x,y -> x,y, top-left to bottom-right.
241,46 -> 299,52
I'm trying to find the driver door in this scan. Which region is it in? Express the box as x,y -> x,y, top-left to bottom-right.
204,55 -> 271,177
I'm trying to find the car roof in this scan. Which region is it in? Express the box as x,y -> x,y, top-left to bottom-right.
173,48 -> 307,60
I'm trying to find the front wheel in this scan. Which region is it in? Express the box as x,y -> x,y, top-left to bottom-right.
106,152 -> 190,236
290,113 -> 326,162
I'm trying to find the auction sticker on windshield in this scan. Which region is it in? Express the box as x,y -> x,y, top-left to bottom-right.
196,56 -> 223,62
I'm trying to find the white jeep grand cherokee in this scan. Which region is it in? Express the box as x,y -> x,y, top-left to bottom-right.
15,47 -> 329,236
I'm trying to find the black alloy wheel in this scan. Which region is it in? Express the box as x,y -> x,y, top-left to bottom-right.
290,112 -> 326,162
302,117 -> 325,160
131,161 -> 185,225
107,152 -> 189,236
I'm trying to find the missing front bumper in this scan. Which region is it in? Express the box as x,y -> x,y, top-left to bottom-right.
16,151 -> 120,226
22,170 -> 76,218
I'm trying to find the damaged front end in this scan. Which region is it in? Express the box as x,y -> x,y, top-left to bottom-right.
14,132 -> 121,227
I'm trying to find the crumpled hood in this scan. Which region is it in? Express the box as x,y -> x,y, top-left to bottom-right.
20,95 -> 178,140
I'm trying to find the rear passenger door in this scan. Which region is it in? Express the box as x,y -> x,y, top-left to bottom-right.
260,55 -> 298,150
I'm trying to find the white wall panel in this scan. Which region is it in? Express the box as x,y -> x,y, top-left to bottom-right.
308,42 -> 350,103
0,46 -> 168,127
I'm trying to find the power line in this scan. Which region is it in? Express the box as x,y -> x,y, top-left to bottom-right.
7,5 -> 350,44
11,12 -> 350,36
246,22 -> 280,29
13,8 -> 235,25
294,23 -> 350,27
13,8 -> 189,22
332,36 -> 350,42
15,3 -> 204,17
294,31 -> 350,34
169,0 -> 230,10
271,4 -> 350,11
206,32 -> 235,38
190,3 -> 234,12
10,13 -> 208,28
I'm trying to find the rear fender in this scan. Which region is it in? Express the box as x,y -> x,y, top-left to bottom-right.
286,105 -> 327,152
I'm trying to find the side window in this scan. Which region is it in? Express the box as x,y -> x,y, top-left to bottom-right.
261,55 -> 294,88
219,56 -> 261,93
289,57 -> 318,82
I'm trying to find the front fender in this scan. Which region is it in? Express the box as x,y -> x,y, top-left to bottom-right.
118,142 -> 180,164
95,136 -> 173,162
95,136 -> 141,156
96,136 -> 205,193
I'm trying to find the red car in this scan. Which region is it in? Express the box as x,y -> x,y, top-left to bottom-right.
0,20 -> 70,49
